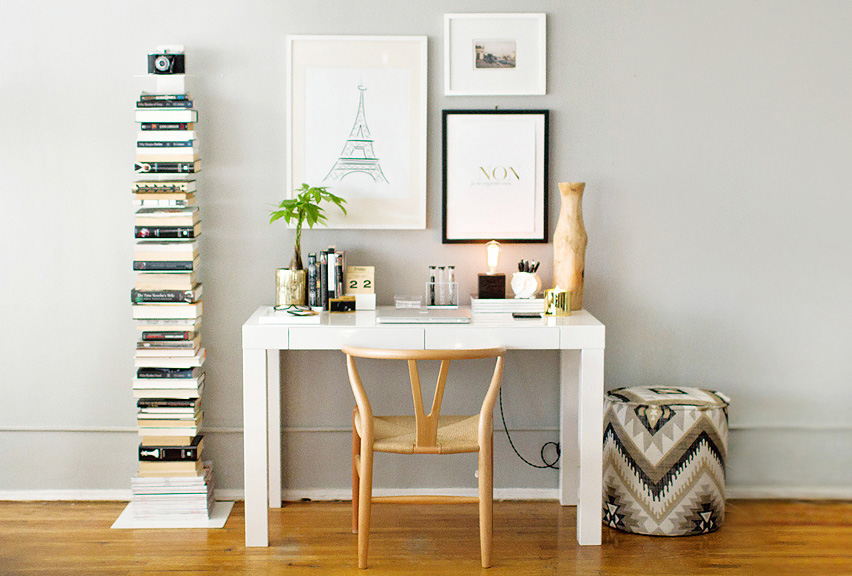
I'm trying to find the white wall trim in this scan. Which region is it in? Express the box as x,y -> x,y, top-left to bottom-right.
281,488 -> 559,501
0,425 -> 559,434
4,485 -> 852,502
0,490 -> 132,501
0,488 -> 240,502
4,424 -> 852,434
726,486 -> 852,499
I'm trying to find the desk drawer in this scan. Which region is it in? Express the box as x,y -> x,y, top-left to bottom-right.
288,327 -> 424,350
425,326 -> 559,350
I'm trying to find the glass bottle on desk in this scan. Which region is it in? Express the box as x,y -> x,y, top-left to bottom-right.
437,266 -> 447,305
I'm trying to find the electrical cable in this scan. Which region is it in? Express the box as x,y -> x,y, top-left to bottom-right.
499,388 -> 560,469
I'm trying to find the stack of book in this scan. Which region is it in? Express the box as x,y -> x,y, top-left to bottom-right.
130,461 -> 215,520
469,295 -> 546,314
130,48 -> 213,520
307,246 -> 346,309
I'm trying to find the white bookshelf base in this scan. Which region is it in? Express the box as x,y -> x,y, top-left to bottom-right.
111,500 -> 233,529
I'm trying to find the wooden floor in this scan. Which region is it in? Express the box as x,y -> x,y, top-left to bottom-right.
1,500 -> 851,575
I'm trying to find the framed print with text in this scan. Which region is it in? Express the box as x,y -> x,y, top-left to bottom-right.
442,110 -> 548,243
287,36 -> 427,229
444,13 -> 546,96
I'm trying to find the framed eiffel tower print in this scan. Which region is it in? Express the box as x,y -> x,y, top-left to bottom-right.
287,36 -> 428,229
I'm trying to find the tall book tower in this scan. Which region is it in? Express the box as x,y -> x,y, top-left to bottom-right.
129,46 -> 214,522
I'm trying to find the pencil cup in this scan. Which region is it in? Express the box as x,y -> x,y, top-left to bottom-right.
511,272 -> 542,299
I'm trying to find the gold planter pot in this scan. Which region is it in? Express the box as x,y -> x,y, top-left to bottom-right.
275,269 -> 307,307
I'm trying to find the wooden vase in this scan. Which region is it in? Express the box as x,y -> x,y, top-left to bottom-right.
553,182 -> 587,310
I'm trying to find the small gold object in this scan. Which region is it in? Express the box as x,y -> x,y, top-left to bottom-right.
544,286 -> 571,316
276,269 -> 307,307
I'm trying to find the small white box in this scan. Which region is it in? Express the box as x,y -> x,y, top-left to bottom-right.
354,293 -> 377,311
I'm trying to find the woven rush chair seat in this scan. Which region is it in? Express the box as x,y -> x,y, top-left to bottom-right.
356,413 -> 480,454
603,386 -> 730,537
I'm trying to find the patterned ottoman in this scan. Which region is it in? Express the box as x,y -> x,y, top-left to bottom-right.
602,386 -> 730,536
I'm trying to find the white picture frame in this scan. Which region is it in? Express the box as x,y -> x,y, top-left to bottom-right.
442,110 -> 549,243
444,13 -> 546,96
287,36 -> 427,229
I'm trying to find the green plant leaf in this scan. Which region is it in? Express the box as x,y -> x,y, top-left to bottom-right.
269,183 -> 347,234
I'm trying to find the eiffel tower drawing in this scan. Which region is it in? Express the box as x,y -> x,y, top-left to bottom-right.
324,84 -> 389,184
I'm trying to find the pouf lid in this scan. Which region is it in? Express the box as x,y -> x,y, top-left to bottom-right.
606,386 -> 729,408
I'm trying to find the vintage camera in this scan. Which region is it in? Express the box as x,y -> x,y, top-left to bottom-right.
147,52 -> 185,75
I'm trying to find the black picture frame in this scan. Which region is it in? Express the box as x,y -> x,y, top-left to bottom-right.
442,109 -> 549,243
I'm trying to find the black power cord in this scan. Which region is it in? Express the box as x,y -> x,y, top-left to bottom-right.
499,388 -> 560,469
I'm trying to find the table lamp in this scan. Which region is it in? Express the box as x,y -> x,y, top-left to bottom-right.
478,240 -> 506,299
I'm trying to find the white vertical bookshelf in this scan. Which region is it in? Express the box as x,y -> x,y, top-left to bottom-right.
114,46 -> 231,529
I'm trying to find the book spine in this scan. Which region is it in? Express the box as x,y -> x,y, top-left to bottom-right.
140,122 -> 192,130
327,251 -> 337,302
141,331 -> 194,341
320,250 -> 329,311
139,93 -> 190,101
137,140 -> 195,148
335,250 -> 345,297
134,200 -> 192,209
136,398 -> 198,411
133,260 -> 195,271
135,161 -> 198,174
137,367 -> 196,378
136,100 -> 193,108
137,341 -> 196,350
135,226 -> 197,239
132,182 -> 194,193
131,289 -> 195,303
138,446 -> 199,461
306,253 -> 318,307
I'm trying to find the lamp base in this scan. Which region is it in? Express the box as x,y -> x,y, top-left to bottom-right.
478,273 -> 506,299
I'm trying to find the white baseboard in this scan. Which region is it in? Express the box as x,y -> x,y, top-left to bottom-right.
281,487 -> 559,502
0,490 -> 132,501
0,488 -> 238,502
3,485 -> 852,502
726,486 -> 852,499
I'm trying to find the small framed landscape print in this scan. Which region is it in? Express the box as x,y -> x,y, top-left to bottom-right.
442,110 -> 549,243
444,13 -> 546,96
287,36 -> 427,229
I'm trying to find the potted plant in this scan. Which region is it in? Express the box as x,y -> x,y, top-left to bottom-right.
270,183 -> 347,270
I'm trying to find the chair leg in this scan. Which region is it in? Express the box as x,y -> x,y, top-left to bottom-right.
358,445 -> 374,569
478,437 -> 494,568
352,408 -> 360,534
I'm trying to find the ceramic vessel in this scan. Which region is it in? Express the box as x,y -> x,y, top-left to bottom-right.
553,182 -> 587,310
511,272 -> 542,299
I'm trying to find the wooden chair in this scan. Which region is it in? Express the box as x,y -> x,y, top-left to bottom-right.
342,346 -> 507,569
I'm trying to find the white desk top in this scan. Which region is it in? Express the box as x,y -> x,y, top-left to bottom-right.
242,306 -> 605,351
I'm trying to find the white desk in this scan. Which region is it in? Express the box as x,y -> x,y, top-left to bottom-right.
242,306 -> 605,547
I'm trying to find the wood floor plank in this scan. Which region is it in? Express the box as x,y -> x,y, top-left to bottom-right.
0,500 -> 850,575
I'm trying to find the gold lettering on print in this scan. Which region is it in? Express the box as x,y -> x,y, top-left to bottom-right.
477,166 -> 521,182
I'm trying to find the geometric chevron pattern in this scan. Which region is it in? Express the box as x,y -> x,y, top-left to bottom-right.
602,386 -> 730,536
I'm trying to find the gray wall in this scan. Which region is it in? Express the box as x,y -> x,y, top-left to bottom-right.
1,0 -> 850,498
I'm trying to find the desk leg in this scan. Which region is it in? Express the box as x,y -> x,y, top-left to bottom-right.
559,350 -> 579,506
243,348 -> 269,547
267,350 -> 282,508
577,348 -> 604,546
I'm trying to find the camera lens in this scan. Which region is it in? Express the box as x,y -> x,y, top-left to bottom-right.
154,55 -> 171,72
